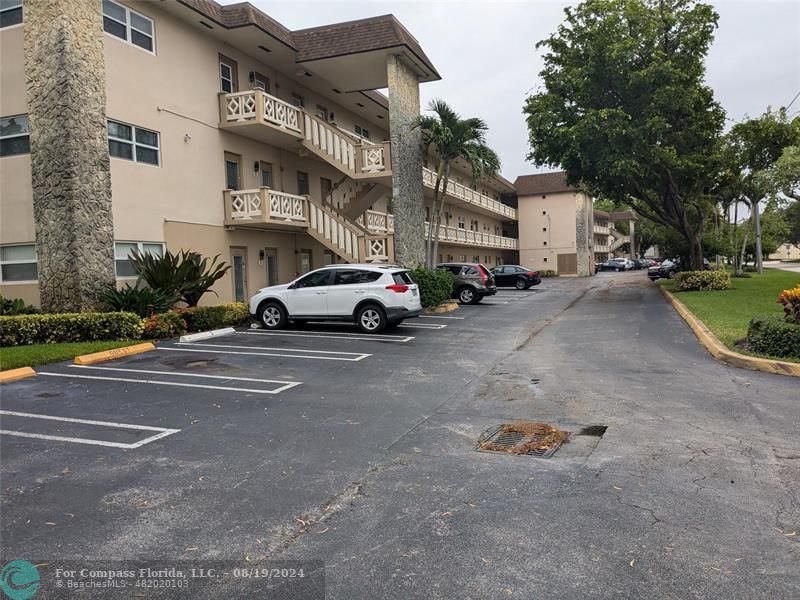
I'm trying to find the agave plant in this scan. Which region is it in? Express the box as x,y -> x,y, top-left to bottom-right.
128,249 -> 231,307
99,283 -> 180,317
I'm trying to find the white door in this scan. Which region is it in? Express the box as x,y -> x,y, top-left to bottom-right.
285,270 -> 332,316
327,269 -> 369,316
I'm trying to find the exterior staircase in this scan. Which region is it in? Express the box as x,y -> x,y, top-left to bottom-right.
609,228 -> 630,252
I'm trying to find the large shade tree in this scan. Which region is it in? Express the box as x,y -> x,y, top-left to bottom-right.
524,0 -> 725,270
417,100 -> 500,267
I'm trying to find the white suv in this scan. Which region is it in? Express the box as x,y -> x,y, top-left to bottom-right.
249,264 -> 423,333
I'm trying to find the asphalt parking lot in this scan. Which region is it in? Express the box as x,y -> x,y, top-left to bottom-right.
2,274 -> 798,600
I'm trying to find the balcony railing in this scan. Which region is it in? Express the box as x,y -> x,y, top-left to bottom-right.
593,224 -> 610,235
422,168 -> 517,220
224,188 -> 307,226
221,90 -> 303,133
424,222 -> 518,249
356,209 -> 395,233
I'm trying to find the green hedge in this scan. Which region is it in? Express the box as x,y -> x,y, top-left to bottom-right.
746,314 -> 800,359
539,270 -> 558,278
0,312 -> 143,347
674,270 -> 730,291
143,312 -> 187,339
409,267 -> 455,308
180,302 -> 250,332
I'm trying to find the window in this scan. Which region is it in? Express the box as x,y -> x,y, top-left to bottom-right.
224,153 -> 241,190
107,120 -> 160,165
332,269 -> 380,285
295,270 -> 330,288
299,249 -> 312,274
291,93 -> 304,108
103,0 -> 154,53
297,171 -> 309,195
473,256 -> 480,263
354,125 -> 370,140
250,71 -> 270,93
316,105 -> 329,121
458,216 -> 465,230
0,0 -> 22,28
114,241 -> 163,277
323,250 -> 336,266
260,161 -> 273,188
0,115 -> 29,157
219,55 -> 238,93
0,244 -> 37,282
393,272 -> 413,285
320,177 -> 332,201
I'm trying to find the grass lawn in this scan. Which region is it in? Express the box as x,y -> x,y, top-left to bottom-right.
0,340 -> 140,371
660,268 -> 799,357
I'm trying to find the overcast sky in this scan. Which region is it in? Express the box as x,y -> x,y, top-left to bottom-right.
234,0 -> 800,181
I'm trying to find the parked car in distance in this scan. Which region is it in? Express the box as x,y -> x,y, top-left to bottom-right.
437,262 -> 497,304
648,259 -> 680,280
491,265 -> 541,289
249,264 -> 422,333
597,259 -> 629,272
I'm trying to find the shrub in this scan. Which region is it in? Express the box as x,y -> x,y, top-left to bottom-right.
180,302 -> 250,332
0,296 -> 39,316
409,267 -> 455,308
539,270 -> 558,278
142,312 -> 187,339
673,270 -> 731,291
746,314 -> 800,359
129,249 -> 230,307
777,285 -> 800,324
0,312 -> 143,347
99,283 -> 179,317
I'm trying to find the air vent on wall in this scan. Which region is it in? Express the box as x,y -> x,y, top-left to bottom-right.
356,103 -> 364,107
258,45 -> 271,53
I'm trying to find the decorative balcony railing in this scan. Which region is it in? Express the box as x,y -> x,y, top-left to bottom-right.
422,168 -> 517,220
356,210 -> 395,233
424,222 -> 518,249
221,90 -> 302,132
224,188 -> 307,225
593,224 -> 610,235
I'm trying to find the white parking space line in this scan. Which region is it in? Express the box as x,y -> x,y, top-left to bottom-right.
163,343 -> 370,362
418,315 -> 465,320
38,372 -> 296,394
479,301 -> 510,305
0,410 -> 179,449
397,323 -> 448,330
240,330 -> 414,343
68,365 -> 302,394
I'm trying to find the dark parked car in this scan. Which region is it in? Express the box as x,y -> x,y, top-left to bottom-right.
490,265 -> 541,289
648,259 -> 680,280
437,263 -> 497,304
596,260 -> 626,272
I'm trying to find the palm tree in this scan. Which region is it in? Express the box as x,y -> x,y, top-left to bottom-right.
416,100 -> 501,267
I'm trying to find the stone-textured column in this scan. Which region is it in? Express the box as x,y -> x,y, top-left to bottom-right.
628,219 -> 636,259
24,0 -> 115,312
387,55 -> 425,267
575,193 -> 592,276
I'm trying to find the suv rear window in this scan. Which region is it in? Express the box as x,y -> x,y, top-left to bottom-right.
465,267 -> 479,276
393,271 -> 413,285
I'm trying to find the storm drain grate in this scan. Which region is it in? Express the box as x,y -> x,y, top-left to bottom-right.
476,424 -> 570,459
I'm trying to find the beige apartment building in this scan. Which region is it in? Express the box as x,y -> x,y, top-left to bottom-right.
0,0 -> 518,309
514,171 -> 635,276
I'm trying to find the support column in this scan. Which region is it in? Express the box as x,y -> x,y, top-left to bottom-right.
575,193 -> 592,276
387,55 -> 425,267
24,0 -> 115,312
628,219 -> 636,259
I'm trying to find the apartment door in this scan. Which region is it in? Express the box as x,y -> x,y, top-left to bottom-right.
264,247 -> 278,286
224,152 -> 241,190
320,177 -> 332,203
298,249 -> 312,274
231,247 -> 248,302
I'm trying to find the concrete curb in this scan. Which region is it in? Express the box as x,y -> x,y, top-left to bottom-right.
425,302 -> 459,314
74,342 -> 156,366
0,366 -> 36,383
657,284 -> 800,378
179,327 -> 236,343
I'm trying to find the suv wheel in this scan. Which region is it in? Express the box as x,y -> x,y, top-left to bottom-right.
458,286 -> 478,305
258,302 -> 287,330
356,304 -> 386,333
615,267 -> 621,272
515,278 -> 527,290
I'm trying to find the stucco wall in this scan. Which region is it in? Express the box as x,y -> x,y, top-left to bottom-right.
517,191 -> 577,271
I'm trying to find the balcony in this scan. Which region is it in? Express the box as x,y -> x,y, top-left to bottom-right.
594,245 -> 610,253
425,223 -> 518,250
219,90 -> 391,180
223,188 -> 308,229
593,224 -> 610,235
422,168 -> 517,221
356,209 -> 395,233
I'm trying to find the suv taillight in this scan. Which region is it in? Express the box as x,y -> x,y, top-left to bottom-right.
478,266 -> 488,282
527,271 -> 537,277
385,284 -> 408,293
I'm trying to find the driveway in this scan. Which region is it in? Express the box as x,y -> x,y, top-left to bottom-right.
1,272 -> 797,599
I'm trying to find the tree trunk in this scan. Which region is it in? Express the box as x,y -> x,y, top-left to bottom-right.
751,197 -> 763,274
689,233 -> 704,271
431,165 -> 450,269
426,168 -> 444,267
732,200 -> 740,275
